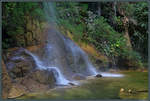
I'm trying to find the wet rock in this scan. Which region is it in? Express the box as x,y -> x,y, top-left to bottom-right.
95,74 -> 102,78
3,47 -> 56,92
29,69 -> 56,88
68,82 -> 75,86
6,48 -> 36,79
72,74 -> 86,80
9,61 -> 34,79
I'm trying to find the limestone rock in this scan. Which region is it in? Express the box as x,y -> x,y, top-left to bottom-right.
120,88 -> 125,92
8,84 -> 26,99
30,69 -> 56,87
20,77 -> 49,92
2,60 -> 12,99
6,48 -> 36,79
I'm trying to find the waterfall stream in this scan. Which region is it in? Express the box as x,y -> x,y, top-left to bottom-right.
25,50 -> 71,85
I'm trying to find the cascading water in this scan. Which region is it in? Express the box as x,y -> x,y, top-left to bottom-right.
25,50 -> 71,85
43,2 -> 98,76
63,38 -> 98,76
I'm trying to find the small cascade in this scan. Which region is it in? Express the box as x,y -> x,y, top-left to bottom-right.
25,49 -> 72,85
47,67 -> 70,85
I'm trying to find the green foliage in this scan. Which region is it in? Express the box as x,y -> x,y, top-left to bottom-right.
56,2 -> 88,42
86,16 -> 126,58
55,2 -> 147,69
130,2 -> 148,60
119,2 -> 135,17
2,2 -> 45,49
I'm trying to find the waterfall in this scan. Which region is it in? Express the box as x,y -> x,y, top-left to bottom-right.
25,49 -> 71,85
25,2 -> 123,87
63,38 -> 98,75
43,2 -> 98,76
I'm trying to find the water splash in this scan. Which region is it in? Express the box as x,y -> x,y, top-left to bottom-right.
101,72 -> 124,77
46,67 -> 70,85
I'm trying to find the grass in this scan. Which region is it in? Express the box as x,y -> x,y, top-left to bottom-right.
18,71 -> 148,100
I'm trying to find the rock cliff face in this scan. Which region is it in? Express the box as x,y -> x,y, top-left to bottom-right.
14,16 -> 47,47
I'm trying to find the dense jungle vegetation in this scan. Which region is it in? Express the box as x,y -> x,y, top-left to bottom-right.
2,2 -> 148,70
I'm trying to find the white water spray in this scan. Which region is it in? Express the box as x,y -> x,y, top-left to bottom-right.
101,72 -> 124,77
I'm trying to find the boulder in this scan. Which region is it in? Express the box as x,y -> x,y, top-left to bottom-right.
6,48 -> 36,79
120,88 -> 125,92
95,74 -> 103,78
28,69 -> 56,88
8,61 -> 34,79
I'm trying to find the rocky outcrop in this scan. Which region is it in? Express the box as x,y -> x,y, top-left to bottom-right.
5,48 -> 36,79
2,60 -> 12,99
8,84 -> 26,99
13,16 -> 47,48
28,69 -> 56,88
2,47 -> 57,98
19,76 -> 50,92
